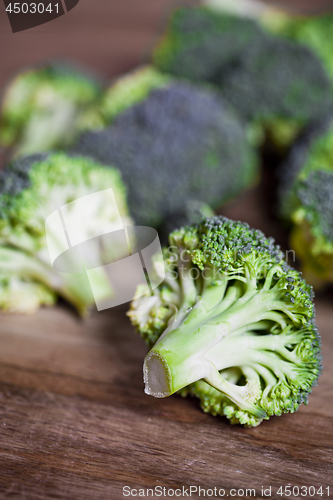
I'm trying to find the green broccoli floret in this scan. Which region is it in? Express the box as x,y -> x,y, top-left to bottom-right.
72,79 -> 259,233
101,66 -> 171,123
290,170 -> 333,289
152,6 -> 333,149
0,152 -> 132,315
128,216 -> 322,427
218,36 -> 332,124
262,12 -> 333,89
278,121 -> 333,289
0,63 -> 104,157
153,6 -> 265,82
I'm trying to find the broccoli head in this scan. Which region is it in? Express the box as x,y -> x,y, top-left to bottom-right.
0,63 -> 104,157
128,216 -> 322,427
278,120 -> 333,289
218,36 -> 332,124
101,66 -> 171,124
153,5 -> 265,82
290,170 -> 333,289
152,6 -> 333,149
262,12 -> 333,88
72,80 -> 259,232
0,152 -> 132,315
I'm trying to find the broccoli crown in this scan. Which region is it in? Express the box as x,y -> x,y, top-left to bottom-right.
72,81 -> 259,230
266,13 -> 333,86
153,6 -> 332,130
128,216 -> 322,427
0,152 -> 128,240
278,119 -> 333,219
0,152 -> 132,315
277,120 -> 333,288
295,170 -> 333,246
153,6 -> 265,82
101,66 -> 171,123
0,63 -> 104,154
218,36 -> 333,123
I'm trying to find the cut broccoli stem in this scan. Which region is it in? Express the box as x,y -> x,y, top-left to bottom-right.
143,272 -> 314,415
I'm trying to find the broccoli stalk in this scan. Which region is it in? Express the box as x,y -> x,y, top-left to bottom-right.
129,217 -> 322,427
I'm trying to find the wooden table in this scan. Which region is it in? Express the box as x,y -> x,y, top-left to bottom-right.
0,1 -> 332,498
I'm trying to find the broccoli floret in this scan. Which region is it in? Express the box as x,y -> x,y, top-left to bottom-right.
0,152 -> 132,315
262,12 -> 333,88
72,80 -> 259,232
128,216 -> 322,427
0,63 -> 104,157
278,121 -> 333,288
152,6 -> 333,149
101,66 -> 171,123
153,6 -> 265,82
218,36 -> 332,124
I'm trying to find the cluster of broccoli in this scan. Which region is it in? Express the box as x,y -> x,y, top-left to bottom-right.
0,64 -> 260,310
72,70 -> 260,232
128,216 -> 322,427
152,5 -> 333,149
0,5 -> 328,427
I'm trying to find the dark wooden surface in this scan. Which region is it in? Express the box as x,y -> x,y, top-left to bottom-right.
0,1 -> 333,499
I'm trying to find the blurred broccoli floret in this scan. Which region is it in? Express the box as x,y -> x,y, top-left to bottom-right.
278,121 -> 333,289
218,36 -> 332,125
152,6 -> 333,150
262,12 -> 333,88
153,5 -> 265,82
128,216 -> 322,427
101,66 -> 171,123
0,152 -> 132,315
72,78 -> 260,233
0,63 -> 105,157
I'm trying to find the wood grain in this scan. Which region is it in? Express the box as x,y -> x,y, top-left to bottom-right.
0,293 -> 332,500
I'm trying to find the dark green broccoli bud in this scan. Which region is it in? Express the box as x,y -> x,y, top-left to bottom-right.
153,6 -> 265,82
278,118 -> 333,289
153,6 -> 333,149
278,119 -> 333,219
296,170 -> 333,243
72,81 -> 259,230
0,62 -> 105,157
0,152 -> 132,315
101,66 -> 171,124
128,216 -> 322,427
218,36 -> 332,124
291,171 -> 333,290
262,12 -> 333,88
